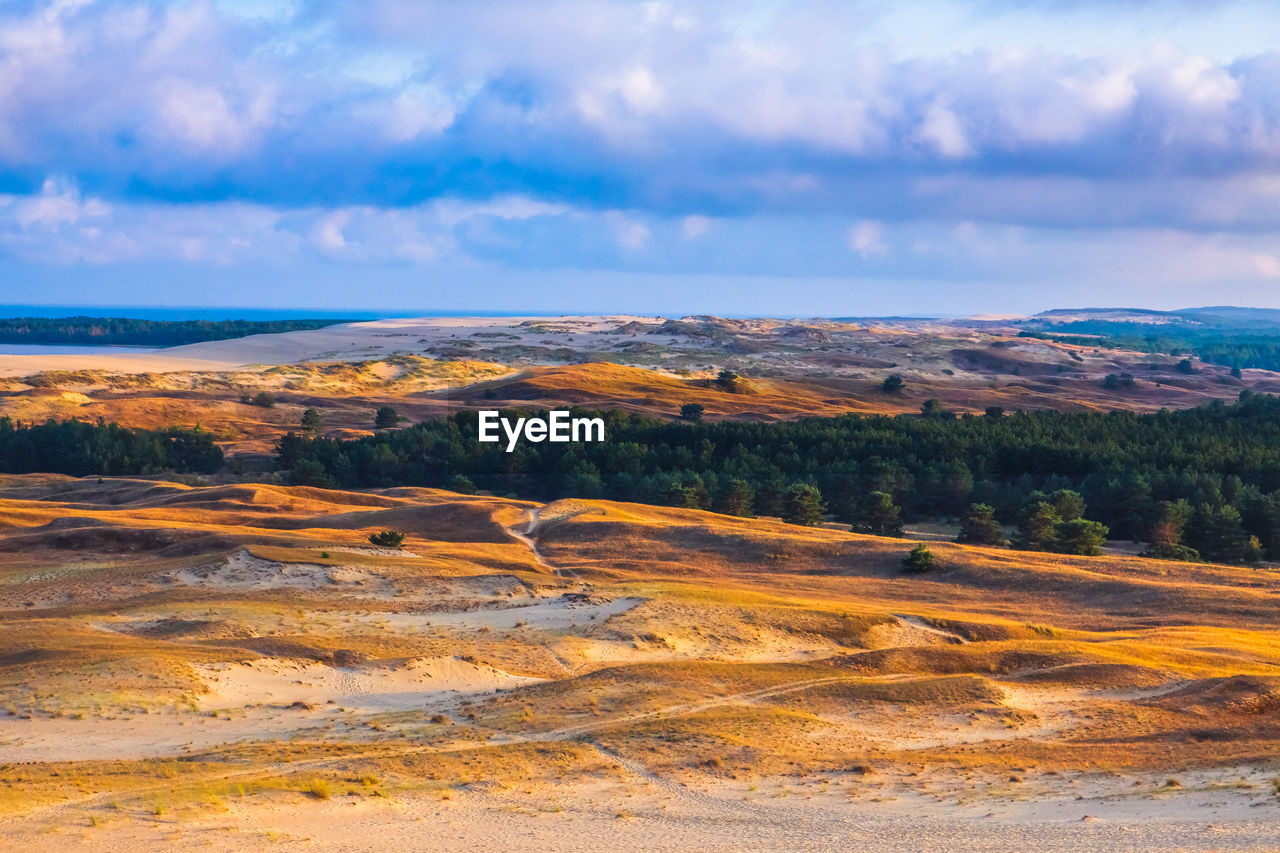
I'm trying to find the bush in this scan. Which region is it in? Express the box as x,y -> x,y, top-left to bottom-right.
902,544 -> 937,573
375,406 -> 400,429
368,530 -> 405,548
680,403 -> 705,422
251,391 -> 277,408
882,374 -> 904,393
1140,542 -> 1201,562
446,474 -> 476,494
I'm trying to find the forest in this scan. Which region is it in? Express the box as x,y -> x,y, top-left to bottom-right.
275,391 -> 1280,565
1017,324 -> 1280,372
0,317 -> 351,347
0,417 -> 223,476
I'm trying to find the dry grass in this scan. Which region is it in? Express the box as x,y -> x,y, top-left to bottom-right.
1,474 -> 1278,828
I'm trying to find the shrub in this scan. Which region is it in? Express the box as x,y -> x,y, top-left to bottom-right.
251,391 -> 277,408
680,403 -> 705,422
374,406 -> 399,429
304,778 -> 331,800
368,530 -> 405,548
882,374 -> 904,393
902,544 -> 937,573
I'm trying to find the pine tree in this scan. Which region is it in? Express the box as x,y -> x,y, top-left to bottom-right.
850,491 -> 903,536
301,408 -> 322,433
1055,518 -> 1109,556
956,503 -> 1003,545
1013,501 -> 1060,551
716,479 -> 755,517
784,483 -> 825,526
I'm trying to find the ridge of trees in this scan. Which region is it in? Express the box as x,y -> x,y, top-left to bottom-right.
0,317 -> 351,347
275,391 -> 1280,564
0,417 -> 223,475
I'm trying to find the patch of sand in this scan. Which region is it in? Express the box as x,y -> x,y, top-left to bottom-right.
171,549 -> 386,593
198,655 -> 542,711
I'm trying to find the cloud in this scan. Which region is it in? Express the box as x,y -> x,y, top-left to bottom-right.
6,1 -> 1280,310
847,220 -> 887,258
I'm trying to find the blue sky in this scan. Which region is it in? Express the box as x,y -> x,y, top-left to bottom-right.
4,0 -> 1280,315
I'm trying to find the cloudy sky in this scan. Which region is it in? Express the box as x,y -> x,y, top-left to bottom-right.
4,0 -> 1280,315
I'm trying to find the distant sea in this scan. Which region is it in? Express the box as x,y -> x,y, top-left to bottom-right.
0,306 -> 566,321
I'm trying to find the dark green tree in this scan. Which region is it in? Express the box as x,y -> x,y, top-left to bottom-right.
301,408 -> 322,433
882,374 -> 904,393
446,473 -> 477,494
1055,518 -> 1109,555
716,479 -> 755,517
368,530 -> 405,548
784,483 -> 826,526
1013,501 -> 1060,551
920,398 -> 947,418
956,503 -> 1004,545
290,457 -> 336,488
715,369 -> 740,391
1185,504 -> 1249,563
850,491 -> 903,536
375,406 -> 400,429
1049,489 -> 1086,522
902,543 -> 937,573
680,403 -> 705,422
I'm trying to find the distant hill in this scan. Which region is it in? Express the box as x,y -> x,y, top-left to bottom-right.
1018,306 -> 1280,371
1028,306 -> 1280,329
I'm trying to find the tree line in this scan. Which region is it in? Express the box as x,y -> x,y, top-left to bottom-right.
0,417 -> 223,476
0,317 -> 351,347
275,391 -> 1280,564
1017,327 -> 1280,372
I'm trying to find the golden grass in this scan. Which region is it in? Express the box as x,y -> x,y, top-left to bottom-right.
1,475 -> 1278,822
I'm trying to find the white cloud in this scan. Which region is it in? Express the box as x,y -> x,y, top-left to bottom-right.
312,212 -> 350,251
916,102 -> 972,158
616,218 -> 651,250
847,220 -> 886,258
682,215 -> 710,239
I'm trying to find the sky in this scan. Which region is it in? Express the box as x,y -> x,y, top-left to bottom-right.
4,0 -> 1280,316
